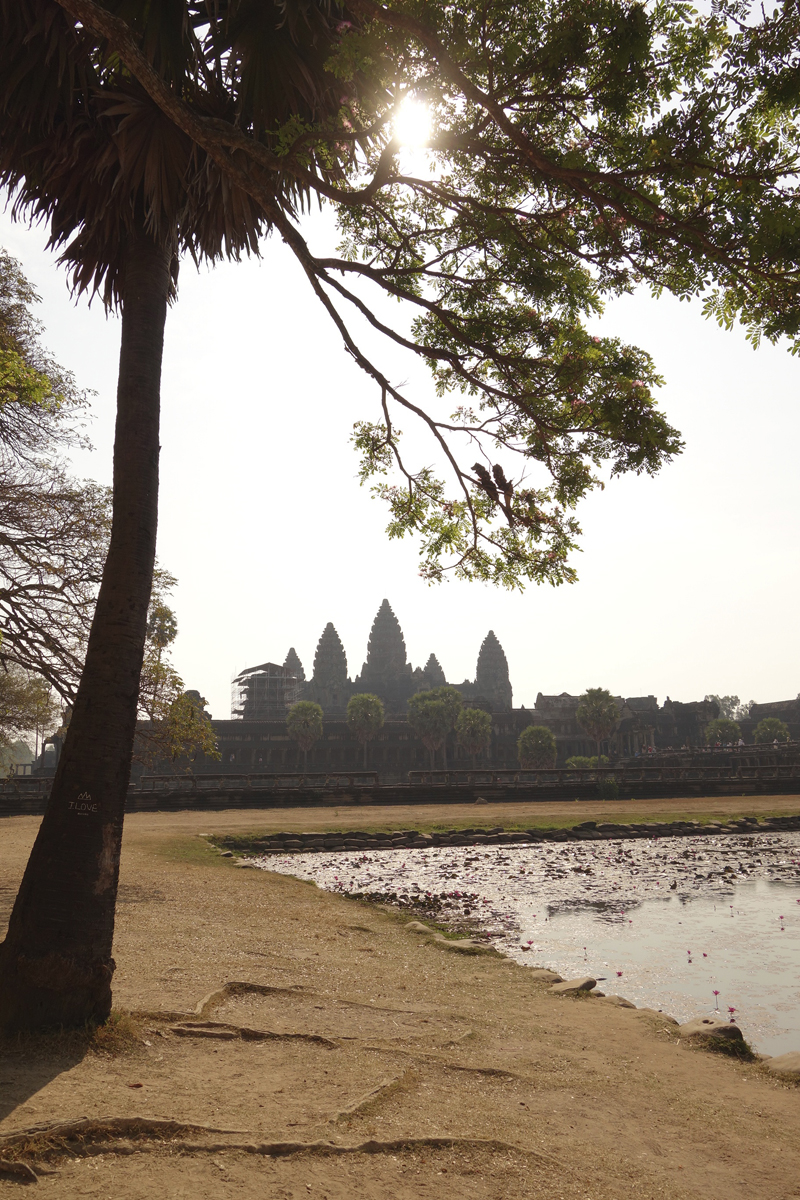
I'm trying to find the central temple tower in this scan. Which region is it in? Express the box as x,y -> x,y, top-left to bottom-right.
355,599 -> 417,711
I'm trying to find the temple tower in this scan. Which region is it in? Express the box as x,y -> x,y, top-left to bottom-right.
354,599 -> 416,711
475,630 -> 512,711
311,623 -> 348,687
283,647 -> 305,683
422,653 -> 446,688
359,599 -> 410,685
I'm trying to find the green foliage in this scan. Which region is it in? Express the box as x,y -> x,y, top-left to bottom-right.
136,573 -> 219,767
287,701 -> 325,753
160,691 -> 219,765
146,602 -> 178,652
705,717 -> 741,745
576,688 -> 620,747
705,694 -> 753,721
8,3 -> 800,588
597,778 -> 620,801
407,692 -> 453,758
0,248 -> 88,461
0,666 -> 59,751
456,706 -> 493,761
752,717 -> 790,744
0,249 -> 108,702
347,693 -> 385,743
417,686 -> 463,730
565,755 -> 609,768
517,724 -> 557,768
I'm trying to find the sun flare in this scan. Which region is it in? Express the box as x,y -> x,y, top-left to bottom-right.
392,97 -> 431,148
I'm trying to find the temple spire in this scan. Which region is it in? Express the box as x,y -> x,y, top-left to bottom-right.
422,653 -> 446,687
360,599 -> 409,683
283,647 -> 305,683
475,630 -> 512,711
311,623 -> 348,687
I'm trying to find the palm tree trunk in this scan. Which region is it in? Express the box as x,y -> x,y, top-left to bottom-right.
0,225 -> 171,1032
363,741 -> 368,771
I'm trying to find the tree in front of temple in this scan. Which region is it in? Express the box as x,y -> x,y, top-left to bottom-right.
408,693 -> 452,771
456,707 -> 493,770
346,693 -> 385,770
704,717 -> 741,746
752,717 -> 791,745
576,689 -> 620,761
136,577 -> 219,771
0,666 -> 59,758
518,725 -> 557,769
419,687 -> 462,769
287,702 -> 324,773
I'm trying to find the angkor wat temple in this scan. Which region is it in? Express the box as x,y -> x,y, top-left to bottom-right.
231,599 -> 513,720
205,599 -> 784,778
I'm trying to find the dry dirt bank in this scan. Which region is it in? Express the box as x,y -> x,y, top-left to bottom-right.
1,808 -> 798,1200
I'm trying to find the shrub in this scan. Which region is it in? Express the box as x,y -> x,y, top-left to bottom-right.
518,725 -> 556,768
597,778 -> 620,801
752,717 -> 791,744
705,717 -> 740,745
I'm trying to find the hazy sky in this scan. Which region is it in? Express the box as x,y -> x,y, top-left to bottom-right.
2,207 -> 798,718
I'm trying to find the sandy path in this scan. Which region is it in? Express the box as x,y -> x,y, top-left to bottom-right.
1,808 -> 799,1199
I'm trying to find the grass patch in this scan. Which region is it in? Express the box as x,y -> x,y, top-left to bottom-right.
90,1010 -> 143,1056
700,1035 -> 758,1062
0,1009 -> 143,1061
152,835 -> 230,867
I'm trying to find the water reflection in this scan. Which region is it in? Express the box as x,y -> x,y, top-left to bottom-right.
530,880 -> 800,1055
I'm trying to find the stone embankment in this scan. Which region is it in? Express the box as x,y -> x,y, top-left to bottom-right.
233,812 -> 800,854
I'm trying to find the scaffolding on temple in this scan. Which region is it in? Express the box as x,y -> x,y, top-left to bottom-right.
231,662 -> 300,721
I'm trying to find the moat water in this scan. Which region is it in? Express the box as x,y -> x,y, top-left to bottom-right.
254,832 -> 800,1057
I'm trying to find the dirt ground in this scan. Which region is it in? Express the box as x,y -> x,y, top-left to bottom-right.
1,800 -> 799,1199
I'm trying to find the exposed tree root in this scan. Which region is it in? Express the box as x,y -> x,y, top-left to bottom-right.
0,1116 -> 560,1181
328,1074 -> 409,1122
133,980 -> 445,1024
0,1117 -> 250,1179
0,1159 -> 37,1184
167,1020 -> 337,1048
133,981 -> 306,1023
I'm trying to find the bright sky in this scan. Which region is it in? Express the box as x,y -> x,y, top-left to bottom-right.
2,206 -> 798,718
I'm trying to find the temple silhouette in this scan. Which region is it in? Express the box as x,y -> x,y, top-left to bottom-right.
166,598 -> 792,778
232,599 -> 513,720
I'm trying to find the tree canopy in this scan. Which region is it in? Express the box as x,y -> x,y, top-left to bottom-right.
8,0 -> 800,587
287,700 -> 325,756
455,706 -> 492,765
347,693 -> 386,742
407,692 -> 452,767
752,716 -> 790,744
705,716 -> 741,744
518,724 -> 557,768
576,687 -> 620,750
0,249 -> 109,701
346,692 -> 385,767
136,574 -> 219,769
0,665 -> 59,753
